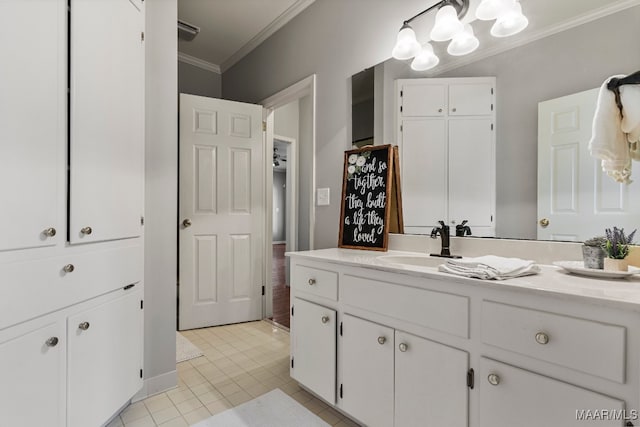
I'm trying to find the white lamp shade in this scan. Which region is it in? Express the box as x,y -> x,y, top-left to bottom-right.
476,0 -> 514,21
430,5 -> 464,42
447,24 -> 479,56
392,24 -> 422,60
491,1 -> 528,37
411,43 -> 440,71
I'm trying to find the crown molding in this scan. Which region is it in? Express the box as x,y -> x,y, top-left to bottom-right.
221,0 -> 316,73
177,52 -> 221,74
428,0 -> 640,76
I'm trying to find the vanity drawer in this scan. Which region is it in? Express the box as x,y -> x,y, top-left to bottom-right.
481,301 -> 625,383
292,264 -> 338,301
341,274 -> 469,338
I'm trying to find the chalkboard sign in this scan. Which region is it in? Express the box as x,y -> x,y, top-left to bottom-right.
338,145 -> 403,251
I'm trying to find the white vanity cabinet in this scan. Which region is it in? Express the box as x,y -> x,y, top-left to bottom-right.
397,77 -> 496,236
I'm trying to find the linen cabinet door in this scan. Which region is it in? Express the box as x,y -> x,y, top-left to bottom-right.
67,287 -> 144,427
0,0 -> 66,252
340,314 -> 394,427
69,0 -> 144,244
395,331 -> 469,427
448,82 -> 494,116
291,298 -> 336,404
0,319 -> 65,427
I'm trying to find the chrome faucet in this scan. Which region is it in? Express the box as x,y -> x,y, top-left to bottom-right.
430,220 -> 461,258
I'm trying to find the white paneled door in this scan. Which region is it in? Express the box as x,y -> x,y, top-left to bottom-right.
179,95 -> 264,330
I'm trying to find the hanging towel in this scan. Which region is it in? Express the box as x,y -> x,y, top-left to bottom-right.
438,255 -> 540,280
588,75 -> 632,184
620,84 -> 640,159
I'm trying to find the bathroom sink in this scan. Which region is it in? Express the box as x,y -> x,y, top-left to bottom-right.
377,254 -> 445,268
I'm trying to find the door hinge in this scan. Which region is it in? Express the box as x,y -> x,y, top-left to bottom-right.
262,121 -> 266,132
400,90 -> 403,97
400,124 -> 403,132
140,216 -> 144,226
140,369 -> 143,379
339,321 -> 343,336
491,123 -> 494,131
491,87 -> 494,95
140,300 -> 144,310
339,384 -> 343,399
491,103 -> 494,111
291,358 -> 294,369
291,305 -> 294,316
141,32 -> 145,42
262,285 -> 265,296
124,283 -> 135,291
467,368 -> 474,389
400,105 -> 403,113
491,214 -> 493,222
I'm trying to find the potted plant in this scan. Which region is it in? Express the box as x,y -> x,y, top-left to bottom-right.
603,227 -> 637,271
582,236 -> 606,269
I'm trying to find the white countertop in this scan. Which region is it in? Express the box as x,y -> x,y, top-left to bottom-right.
286,248 -> 640,311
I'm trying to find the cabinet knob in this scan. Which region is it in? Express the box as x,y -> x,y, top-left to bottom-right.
452,108 -> 457,112
488,373 -> 500,386
43,227 -> 57,237
182,218 -> 192,228
438,108 -> 443,113
535,332 -> 549,345
78,322 -> 90,331
46,337 -> 59,347
398,342 -> 408,352
539,218 -> 550,228
80,226 -> 93,235
308,278 -> 316,286
377,336 -> 386,345
321,315 -> 330,324
63,264 -> 75,273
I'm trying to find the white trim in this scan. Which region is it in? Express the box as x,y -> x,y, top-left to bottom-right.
221,0 -> 316,73
430,0 -> 640,76
131,370 -> 178,402
177,52 -> 221,74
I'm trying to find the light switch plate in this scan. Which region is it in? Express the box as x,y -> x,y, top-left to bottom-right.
317,188 -> 330,206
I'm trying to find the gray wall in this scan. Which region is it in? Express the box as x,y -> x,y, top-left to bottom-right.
178,61 -> 222,98
379,6 -> 640,239
223,0 -> 430,249
273,171 -> 286,242
144,0 -> 177,393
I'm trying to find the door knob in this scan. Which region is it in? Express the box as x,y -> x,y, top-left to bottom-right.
321,315 -> 330,324
63,264 -> 75,273
398,342 -> 408,352
182,218 -> 192,228
80,226 -> 92,235
539,218 -> 550,227
78,322 -> 90,330
377,336 -> 386,345
43,227 -> 57,237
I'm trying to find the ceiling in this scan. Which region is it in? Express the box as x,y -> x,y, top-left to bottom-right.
178,0 -> 314,73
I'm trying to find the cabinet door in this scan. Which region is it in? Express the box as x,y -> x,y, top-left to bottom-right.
291,298 -> 336,404
395,331 -> 469,427
401,118 -> 447,233
448,118 -> 495,235
449,83 -> 494,116
67,287 -> 144,427
0,320 -> 65,427
69,0 -> 144,244
479,358 -> 625,427
401,82 -> 447,117
340,315 -> 394,427
0,0 -> 65,252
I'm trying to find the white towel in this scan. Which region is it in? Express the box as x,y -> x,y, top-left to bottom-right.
620,84 -> 640,158
588,75 -> 632,184
438,255 -> 540,280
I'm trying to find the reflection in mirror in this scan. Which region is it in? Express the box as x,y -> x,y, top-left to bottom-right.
352,0 -> 640,241
351,68 -> 374,148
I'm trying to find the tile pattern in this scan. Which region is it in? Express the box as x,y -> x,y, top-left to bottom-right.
109,321 -> 359,427
271,243 -> 290,328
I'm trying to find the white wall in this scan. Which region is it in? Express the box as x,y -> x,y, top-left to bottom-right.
144,0 -> 177,395
223,0 -> 429,249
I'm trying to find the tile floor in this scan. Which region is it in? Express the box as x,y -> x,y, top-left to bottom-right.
108,321 -> 359,427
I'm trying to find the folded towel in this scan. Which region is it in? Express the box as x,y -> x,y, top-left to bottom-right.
588,75 -> 632,184
438,255 -> 540,280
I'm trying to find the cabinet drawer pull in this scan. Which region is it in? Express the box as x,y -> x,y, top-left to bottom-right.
535,332 -> 549,345
377,336 -> 386,345
488,373 -> 500,386
63,264 -> 75,273
398,342 -> 408,352
308,278 -> 316,286
321,315 -> 330,324
80,226 -> 93,235
45,337 -> 59,347
78,322 -> 90,331
43,227 -> 57,237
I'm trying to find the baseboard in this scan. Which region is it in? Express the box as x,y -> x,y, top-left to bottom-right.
131,369 -> 178,402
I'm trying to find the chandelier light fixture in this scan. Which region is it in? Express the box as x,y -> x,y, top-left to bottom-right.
392,0 -> 528,71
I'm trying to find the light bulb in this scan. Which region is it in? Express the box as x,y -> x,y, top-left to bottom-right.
476,0 -> 514,21
430,5 -> 464,42
411,43 -> 440,71
491,1 -> 528,37
447,24 -> 479,56
392,23 -> 421,60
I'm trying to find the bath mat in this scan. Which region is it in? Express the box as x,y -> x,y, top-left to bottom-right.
176,331 -> 203,363
191,388 -> 329,427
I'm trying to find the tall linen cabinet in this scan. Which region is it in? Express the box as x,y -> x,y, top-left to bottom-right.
0,1 -> 146,426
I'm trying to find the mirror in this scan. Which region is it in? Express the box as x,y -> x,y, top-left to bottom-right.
352,0 -> 640,241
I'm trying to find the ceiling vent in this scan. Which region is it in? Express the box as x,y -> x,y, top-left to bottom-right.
178,20 -> 200,41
